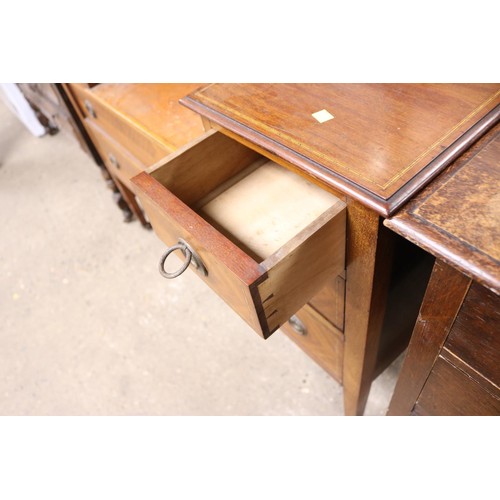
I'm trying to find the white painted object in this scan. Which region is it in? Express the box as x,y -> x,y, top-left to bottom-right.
0,83 -> 46,137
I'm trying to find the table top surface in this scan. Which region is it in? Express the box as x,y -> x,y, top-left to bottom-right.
182,84 -> 500,216
92,83 -> 205,151
385,124 -> 500,295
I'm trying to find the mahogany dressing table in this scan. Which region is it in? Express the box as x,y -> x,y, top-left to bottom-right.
130,84 -> 500,415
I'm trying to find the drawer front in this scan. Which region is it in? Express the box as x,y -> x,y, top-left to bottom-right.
85,119 -> 145,191
413,356 -> 500,416
444,282 -> 500,387
308,273 -> 345,332
281,305 -> 344,382
132,130 -> 346,339
69,84 -> 171,165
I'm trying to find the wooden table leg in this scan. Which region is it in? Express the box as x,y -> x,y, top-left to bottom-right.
343,202 -> 394,415
387,260 -> 471,415
111,174 -> 151,228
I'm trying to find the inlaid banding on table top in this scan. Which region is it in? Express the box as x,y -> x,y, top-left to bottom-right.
385,125 -> 500,295
188,84 -> 500,197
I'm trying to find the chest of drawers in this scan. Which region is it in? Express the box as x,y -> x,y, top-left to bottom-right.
65,83 -> 205,226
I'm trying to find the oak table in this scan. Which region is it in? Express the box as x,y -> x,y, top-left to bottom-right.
386,124 -> 500,416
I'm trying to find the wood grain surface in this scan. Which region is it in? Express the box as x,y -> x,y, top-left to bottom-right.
385,125 -> 500,295
443,282 -> 500,387
85,119 -> 145,192
308,274 -> 345,332
132,171 -> 265,334
92,83 -> 205,150
182,84 -> 500,215
413,356 -> 500,416
132,131 -> 346,338
148,130 -> 262,207
387,261 -> 471,416
69,83 -> 205,165
257,199 -> 346,335
69,83 -> 171,164
342,203 -> 391,415
280,304 -> 344,383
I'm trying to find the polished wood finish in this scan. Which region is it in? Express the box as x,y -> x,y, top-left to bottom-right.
69,83 -> 204,165
182,84 -> 500,216
92,84 -> 205,150
343,205 -> 393,415
413,356 -> 500,416
387,261 -> 471,415
308,274 -> 345,332
85,119 -> 145,192
177,84 -> 476,415
149,130 -> 262,207
111,174 -> 149,226
385,125 -> 500,294
281,304 -> 343,383
57,83 -> 105,166
134,171 -> 264,333
65,83 -> 206,226
133,130 -> 346,339
256,199 -> 346,335
69,83 -> 171,164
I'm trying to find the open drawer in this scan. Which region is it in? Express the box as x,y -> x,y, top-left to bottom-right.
132,130 -> 346,338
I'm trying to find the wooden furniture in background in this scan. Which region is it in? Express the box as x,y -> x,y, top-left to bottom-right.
386,125 -> 500,416
64,83 -> 205,226
29,83 -> 497,415
133,84 -> 500,414
18,83 -> 135,221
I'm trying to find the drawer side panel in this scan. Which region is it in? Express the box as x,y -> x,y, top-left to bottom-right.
257,201 -> 346,335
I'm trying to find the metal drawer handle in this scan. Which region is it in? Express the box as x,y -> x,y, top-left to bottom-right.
84,99 -> 96,118
288,315 -> 307,336
158,238 -> 207,279
108,152 -> 120,169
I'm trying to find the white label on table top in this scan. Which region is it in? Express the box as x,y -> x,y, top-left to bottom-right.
312,109 -> 334,123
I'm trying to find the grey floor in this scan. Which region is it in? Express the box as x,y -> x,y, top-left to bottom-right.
0,98 -> 403,415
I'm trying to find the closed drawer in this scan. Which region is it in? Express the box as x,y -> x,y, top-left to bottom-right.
308,273 -> 345,332
281,305 -> 344,382
413,356 -> 500,416
69,84 -> 172,165
85,119 -> 145,191
132,130 -> 346,339
443,282 -> 500,388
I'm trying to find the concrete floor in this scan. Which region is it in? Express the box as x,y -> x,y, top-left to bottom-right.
0,98 -> 403,415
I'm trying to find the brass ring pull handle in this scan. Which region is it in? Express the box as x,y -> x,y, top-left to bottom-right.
158,238 -> 207,279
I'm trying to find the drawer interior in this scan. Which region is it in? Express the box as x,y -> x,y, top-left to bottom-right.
149,131 -> 342,264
